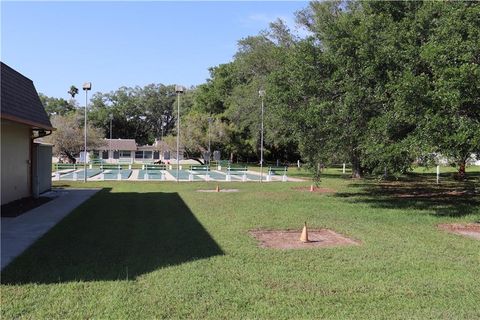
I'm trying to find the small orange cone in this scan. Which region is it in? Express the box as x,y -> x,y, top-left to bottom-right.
310,185 -> 315,192
300,222 -> 309,243
215,185 -> 220,192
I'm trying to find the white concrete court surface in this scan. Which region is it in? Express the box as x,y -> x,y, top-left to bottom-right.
52,168 -> 305,182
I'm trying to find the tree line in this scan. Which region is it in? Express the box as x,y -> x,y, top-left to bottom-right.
42,1 -> 479,178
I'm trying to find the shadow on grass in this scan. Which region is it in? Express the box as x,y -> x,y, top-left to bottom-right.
335,172 -> 480,217
1,188 -> 223,284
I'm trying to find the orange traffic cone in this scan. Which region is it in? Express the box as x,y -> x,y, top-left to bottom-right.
215,185 -> 220,192
310,185 -> 315,192
300,222 -> 309,243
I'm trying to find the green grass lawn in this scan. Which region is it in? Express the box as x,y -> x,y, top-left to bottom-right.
2,172 -> 479,319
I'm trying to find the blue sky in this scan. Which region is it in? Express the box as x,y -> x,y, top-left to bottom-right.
1,1 -> 309,99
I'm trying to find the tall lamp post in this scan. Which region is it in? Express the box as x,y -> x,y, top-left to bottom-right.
259,89 -> 266,182
208,117 -> 212,166
82,82 -> 92,182
160,113 -> 167,162
175,85 -> 184,182
109,114 -> 113,162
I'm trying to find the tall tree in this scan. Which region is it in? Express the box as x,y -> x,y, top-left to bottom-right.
67,85 -> 79,99
39,93 -> 76,117
163,112 -> 231,161
418,1 -> 480,178
44,113 -> 103,163
88,84 -> 182,145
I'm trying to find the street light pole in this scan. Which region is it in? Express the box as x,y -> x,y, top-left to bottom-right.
82,82 -> 92,183
175,85 -> 184,182
109,114 -> 113,162
160,118 -> 164,162
208,117 -> 212,166
259,90 -> 266,182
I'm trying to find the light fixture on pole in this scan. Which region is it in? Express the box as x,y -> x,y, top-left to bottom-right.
109,113 -> 113,162
82,82 -> 92,182
175,85 -> 184,182
258,89 -> 266,183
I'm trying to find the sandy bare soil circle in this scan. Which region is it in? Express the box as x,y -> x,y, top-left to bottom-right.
438,223 -> 480,240
249,229 -> 360,249
291,186 -> 336,193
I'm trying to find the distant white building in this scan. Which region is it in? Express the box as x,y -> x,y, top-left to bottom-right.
90,138 -> 182,164
91,138 -> 137,164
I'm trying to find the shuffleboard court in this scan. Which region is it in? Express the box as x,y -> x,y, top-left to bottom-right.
246,173 -> 263,181
206,170 -> 230,180
103,170 -> 132,180
217,169 -> 263,181
137,170 -> 165,180
53,167 -> 290,182
167,170 -> 203,181
60,169 -> 102,180
56,169 -> 75,175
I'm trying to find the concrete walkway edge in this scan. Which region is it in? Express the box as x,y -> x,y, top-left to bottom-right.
1,188 -> 100,270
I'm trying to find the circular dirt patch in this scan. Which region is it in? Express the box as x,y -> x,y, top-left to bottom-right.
249,229 -> 360,249
438,223 -> 480,240
196,189 -> 239,193
291,186 -> 336,193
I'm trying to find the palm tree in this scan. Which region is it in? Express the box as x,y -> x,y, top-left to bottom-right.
67,85 -> 79,99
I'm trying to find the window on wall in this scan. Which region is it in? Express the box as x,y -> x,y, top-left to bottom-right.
144,151 -> 152,159
119,151 -> 131,158
102,151 -> 108,159
135,151 -> 143,159
113,151 -> 119,159
153,151 -> 160,159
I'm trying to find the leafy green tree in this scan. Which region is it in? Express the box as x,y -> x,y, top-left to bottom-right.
39,93 -> 76,117
193,19 -> 300,163
164,112 -> 231,162
293,1 -> 382,177
44,113 -> 103,163
290,1 -> 480,178
417,1 -> 480,178
88,84 -> 181,145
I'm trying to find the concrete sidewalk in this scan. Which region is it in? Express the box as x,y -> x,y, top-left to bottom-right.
1,188 -> 100,270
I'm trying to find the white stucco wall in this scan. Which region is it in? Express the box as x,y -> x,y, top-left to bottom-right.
1,120 -> 31,205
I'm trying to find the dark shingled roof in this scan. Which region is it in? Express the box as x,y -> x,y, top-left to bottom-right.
1,62 -> 53,130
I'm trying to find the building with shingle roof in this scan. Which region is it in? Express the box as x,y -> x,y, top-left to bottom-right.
100,138 -> 137,151
91,138 -> 182,164
92,138 -> 138,164
1,62 -> 53,132
1,62 -> 55,205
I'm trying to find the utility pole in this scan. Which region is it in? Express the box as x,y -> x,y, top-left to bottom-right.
259,89 -> 266,182
208,117 -> 212,166
175,85 -> 184,182
82,82 -> 92,182
109,114 -> 113,162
